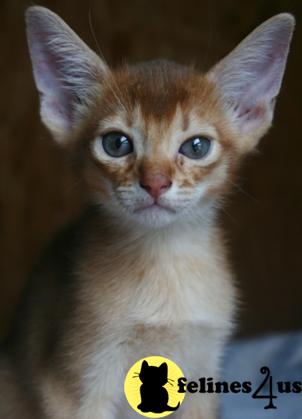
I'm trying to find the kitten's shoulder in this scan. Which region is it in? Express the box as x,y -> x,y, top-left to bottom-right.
4,206 -> 98,355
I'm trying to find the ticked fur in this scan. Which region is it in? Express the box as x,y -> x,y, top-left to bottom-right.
0,7 -> 294,419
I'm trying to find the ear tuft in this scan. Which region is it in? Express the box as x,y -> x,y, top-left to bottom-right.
208,13 -> 295,140
25,6 -> 108,142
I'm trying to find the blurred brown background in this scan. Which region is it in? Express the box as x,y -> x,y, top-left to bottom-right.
0,0 -> 301,340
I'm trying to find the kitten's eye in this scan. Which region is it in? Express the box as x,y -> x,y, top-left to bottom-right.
179,136 -> 211,159
101,131 -> 133,157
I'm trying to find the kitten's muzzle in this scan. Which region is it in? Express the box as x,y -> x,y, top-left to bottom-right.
139,173 -> 172,199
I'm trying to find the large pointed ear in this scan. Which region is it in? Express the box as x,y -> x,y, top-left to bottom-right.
141,360 -> 149,371
159,362 -> 168,378
207,13 -> 294,146
25,7 -> 109,142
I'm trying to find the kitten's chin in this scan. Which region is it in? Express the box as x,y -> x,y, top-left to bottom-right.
131,205 -> 178,228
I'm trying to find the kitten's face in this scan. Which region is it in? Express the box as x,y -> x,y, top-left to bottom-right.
83,64 -> 237,228
26,8 -> 294,229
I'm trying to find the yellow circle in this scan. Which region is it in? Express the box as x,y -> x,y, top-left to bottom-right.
124,356 -> 186,418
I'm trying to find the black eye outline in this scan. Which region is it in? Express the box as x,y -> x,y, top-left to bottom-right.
101,131 -> 134,158
179,136 -> 212,160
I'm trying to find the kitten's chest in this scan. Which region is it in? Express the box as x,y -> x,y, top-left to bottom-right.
81,230 -> 234,330
75,230 -> 235,408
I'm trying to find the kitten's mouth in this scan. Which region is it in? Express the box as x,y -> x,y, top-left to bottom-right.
134,202 -> 175,214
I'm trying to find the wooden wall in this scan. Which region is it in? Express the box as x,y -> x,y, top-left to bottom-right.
0,0 -> 301,339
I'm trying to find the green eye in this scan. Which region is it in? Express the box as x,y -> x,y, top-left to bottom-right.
179,136 -> 211,159
102,132 -> 133,157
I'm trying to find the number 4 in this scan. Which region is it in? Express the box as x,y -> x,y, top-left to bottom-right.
252,366 -> 278,409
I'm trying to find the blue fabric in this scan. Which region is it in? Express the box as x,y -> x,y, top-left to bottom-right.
220,332 -> 302,418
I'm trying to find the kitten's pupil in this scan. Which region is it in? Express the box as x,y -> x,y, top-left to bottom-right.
116,136 -> 127,149
179,136 -> 211,159
102,131 -> 133,158
192,138 -> 203,152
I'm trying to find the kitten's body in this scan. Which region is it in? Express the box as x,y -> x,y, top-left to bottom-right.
0,7 -> 294,419
5,204 -> 233,419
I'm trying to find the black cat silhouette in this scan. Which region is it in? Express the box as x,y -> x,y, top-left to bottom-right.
137,360 -> 180,413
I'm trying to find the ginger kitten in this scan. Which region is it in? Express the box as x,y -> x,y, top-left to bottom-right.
0,7 -> 294,419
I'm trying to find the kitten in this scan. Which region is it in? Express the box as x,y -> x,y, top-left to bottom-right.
137,360 -> 179,413
0,6 -> 294,419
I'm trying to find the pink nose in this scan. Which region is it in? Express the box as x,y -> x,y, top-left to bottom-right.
140,173 -> 172,199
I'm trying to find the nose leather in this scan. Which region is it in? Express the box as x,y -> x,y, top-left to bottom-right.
139,173 -> 172,199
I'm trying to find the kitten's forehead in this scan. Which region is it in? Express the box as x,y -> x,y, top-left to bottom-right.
120,60 -> 192,122
100,60 -> 220,127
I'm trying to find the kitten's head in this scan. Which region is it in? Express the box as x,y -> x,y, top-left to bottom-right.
25,7 -> 294,228
139,360 -> 168,386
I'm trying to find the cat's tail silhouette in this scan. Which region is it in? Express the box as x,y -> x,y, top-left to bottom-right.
165,402 -> 180,411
